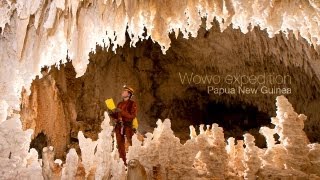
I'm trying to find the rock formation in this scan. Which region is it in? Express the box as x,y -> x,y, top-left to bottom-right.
1,0 -> 320,179
243,133 -> 262,179
1,0 -> 320,115
21,72 -> 74,159
124,95 -> 320,179
61,148 -> 78,180
19,20 -> 320,157
2,72 -> 320,179
42,146 -> 62,180
0,113 -> 43,179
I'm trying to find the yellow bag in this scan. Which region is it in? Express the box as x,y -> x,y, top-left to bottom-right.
132,117 -> 139,129
105,98 -> 116,110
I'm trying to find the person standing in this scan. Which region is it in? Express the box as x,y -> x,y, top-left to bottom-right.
108,86 -> 137,165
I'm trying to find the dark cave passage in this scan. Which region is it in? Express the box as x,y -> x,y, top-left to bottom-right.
204,101 -> 271,132
168,95 -> 272,147
30,132 -> 48,158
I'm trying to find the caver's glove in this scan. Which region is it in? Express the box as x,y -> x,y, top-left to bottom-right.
107,109 -> 113,115
113,108 -> 122,113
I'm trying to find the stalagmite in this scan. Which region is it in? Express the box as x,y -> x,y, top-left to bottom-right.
78,131 -> 98,178
189,125 -> 197,139
234,140 -> 245,177
273,96 -> 310,171
22,148 -> 43,180
257,96 -> 318,179
77,112 -> 126,180
0,0 -> 320,179
42,146 -> 62,179
226,137 -> 236,176
61,149 -> 79,180
93,112 -> 126,180
243,133 -> 262,180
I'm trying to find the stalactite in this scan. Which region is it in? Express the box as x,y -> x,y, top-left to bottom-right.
1,0 -> 320,179
1,0 -> 320,88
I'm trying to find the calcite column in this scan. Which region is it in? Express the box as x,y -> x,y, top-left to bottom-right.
272,96 -> 310,171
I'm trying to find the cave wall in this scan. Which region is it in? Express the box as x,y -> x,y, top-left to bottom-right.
20,66 -> 77,159
21,21 -> 320,157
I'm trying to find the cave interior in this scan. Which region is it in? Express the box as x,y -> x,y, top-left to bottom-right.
20,21 -> 320,160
